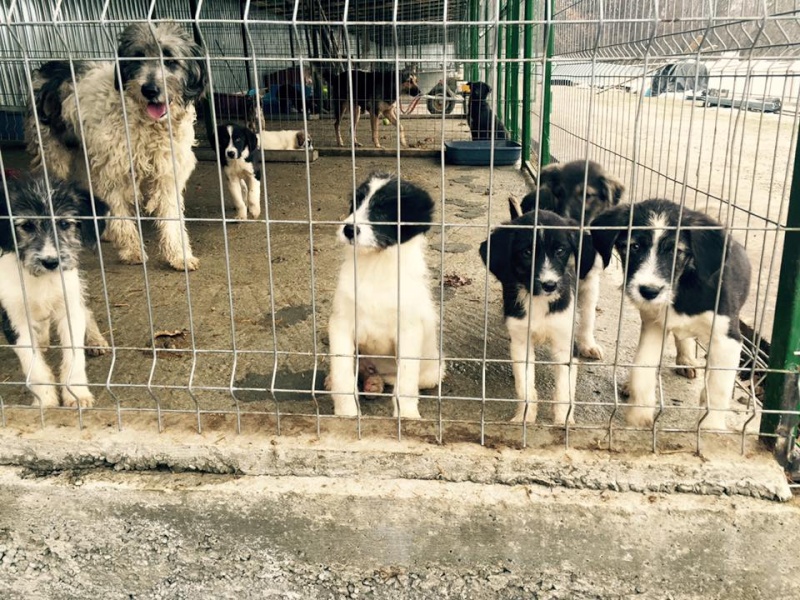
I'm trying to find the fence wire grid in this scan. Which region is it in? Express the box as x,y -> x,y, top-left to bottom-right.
0,0 -> 799,470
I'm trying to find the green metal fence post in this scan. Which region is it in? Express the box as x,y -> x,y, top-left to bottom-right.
469,0 -> 480,82
495,3 -> 505,124
504,0 -> 520,140
761,129 -> 800,441
541,0 -> 555,165
521,0 -> 534,163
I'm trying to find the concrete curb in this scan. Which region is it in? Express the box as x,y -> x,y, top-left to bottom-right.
0,417 -> 791,502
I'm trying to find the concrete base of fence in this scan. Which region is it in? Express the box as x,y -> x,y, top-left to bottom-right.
0,415 -> 797,598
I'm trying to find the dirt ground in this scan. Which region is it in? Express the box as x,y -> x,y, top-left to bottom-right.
2,88 -> 788,454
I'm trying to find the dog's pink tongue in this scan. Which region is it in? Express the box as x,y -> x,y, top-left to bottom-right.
146,103 -> 167,120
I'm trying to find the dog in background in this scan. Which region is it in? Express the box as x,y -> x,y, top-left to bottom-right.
27,21 -> 207,271
257,129 -> 312,151
591,199 -> 751,429
513,159 -> 625,360
0,177 -> 109,408
467,81 -> 508,141
217,123 -> 261,220
327,172 -> 444,418
481,206 -> 597,424
330,69 -> 421,148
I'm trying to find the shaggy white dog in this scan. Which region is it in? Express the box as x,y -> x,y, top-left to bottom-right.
26,22 -> 207,271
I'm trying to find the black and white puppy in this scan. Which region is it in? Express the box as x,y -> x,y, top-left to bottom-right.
327,173 -> 444,418
592,199 -> 751,429
0,177 -> 109,408
217,123 -> 261,220
467,81 -> 508,141
480,208 -> 596,424
515,160 -> 626,360
535,160 -> 625,224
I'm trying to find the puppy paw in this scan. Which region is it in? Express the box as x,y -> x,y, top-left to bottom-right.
511,401 -> 538,423
553,406 -> 576,426
332,394 -> 359,417
234,210 -> 248,220
86,333 -> 110,357
249,205 -> 261,220
675,355 -> 702,379
86,344 -> 109,358
31,386 -> 59,408
577,341 -> 604,361
699,411 -> 729,431
419,359 -> 446,389
394,401 -> 421,419
625,406 -> 655,428
62,387 -> 94,409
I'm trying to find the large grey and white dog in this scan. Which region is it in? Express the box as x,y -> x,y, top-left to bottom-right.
26,22 -> 207,271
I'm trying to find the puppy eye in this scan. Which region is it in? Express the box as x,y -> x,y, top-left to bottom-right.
629,242 -> 641,252
522,248 -> 532,258
164,59 -> 178,68
554,246 -> 567,257
58,219 -> 73,231
20,221 -> 36,233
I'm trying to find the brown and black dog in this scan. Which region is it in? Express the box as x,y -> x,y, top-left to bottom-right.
330,69 -> 421,148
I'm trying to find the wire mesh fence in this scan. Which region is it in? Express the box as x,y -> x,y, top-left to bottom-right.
0,0 -> 798,473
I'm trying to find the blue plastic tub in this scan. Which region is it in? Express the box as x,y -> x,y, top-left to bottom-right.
444,140 -> 522,166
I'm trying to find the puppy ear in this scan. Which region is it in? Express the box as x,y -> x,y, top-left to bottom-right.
73,185 -> 109,248
508,195 -> 524,220
564,219 -> 598,279
0,187 -> 13,253
295,132 -> 304,149
246,128 -> 259,153
479,226 -> 514,282
538,164 -> 565,200
589,205 -> 628,268
576,231 -> 599,279
687,223 -> 727,282
602,173 -> 625,206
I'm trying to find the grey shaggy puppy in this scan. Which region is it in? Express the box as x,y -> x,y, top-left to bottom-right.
0,177 -> 109,408
26,22 -> 207,271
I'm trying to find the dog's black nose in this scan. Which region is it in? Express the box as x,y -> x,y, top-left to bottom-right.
141,82 -> 161,101
226,150 -> 236,158
541,280 -> 558,294
41,258 -> 59,271
639,285 -> 664,300
343,224 -> 359,240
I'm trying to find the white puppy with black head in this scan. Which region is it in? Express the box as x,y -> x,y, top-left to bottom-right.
0,177 -> 109,408
217,123 -> 261,220
327,172 -> 443,418
592,199 -> 751,429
